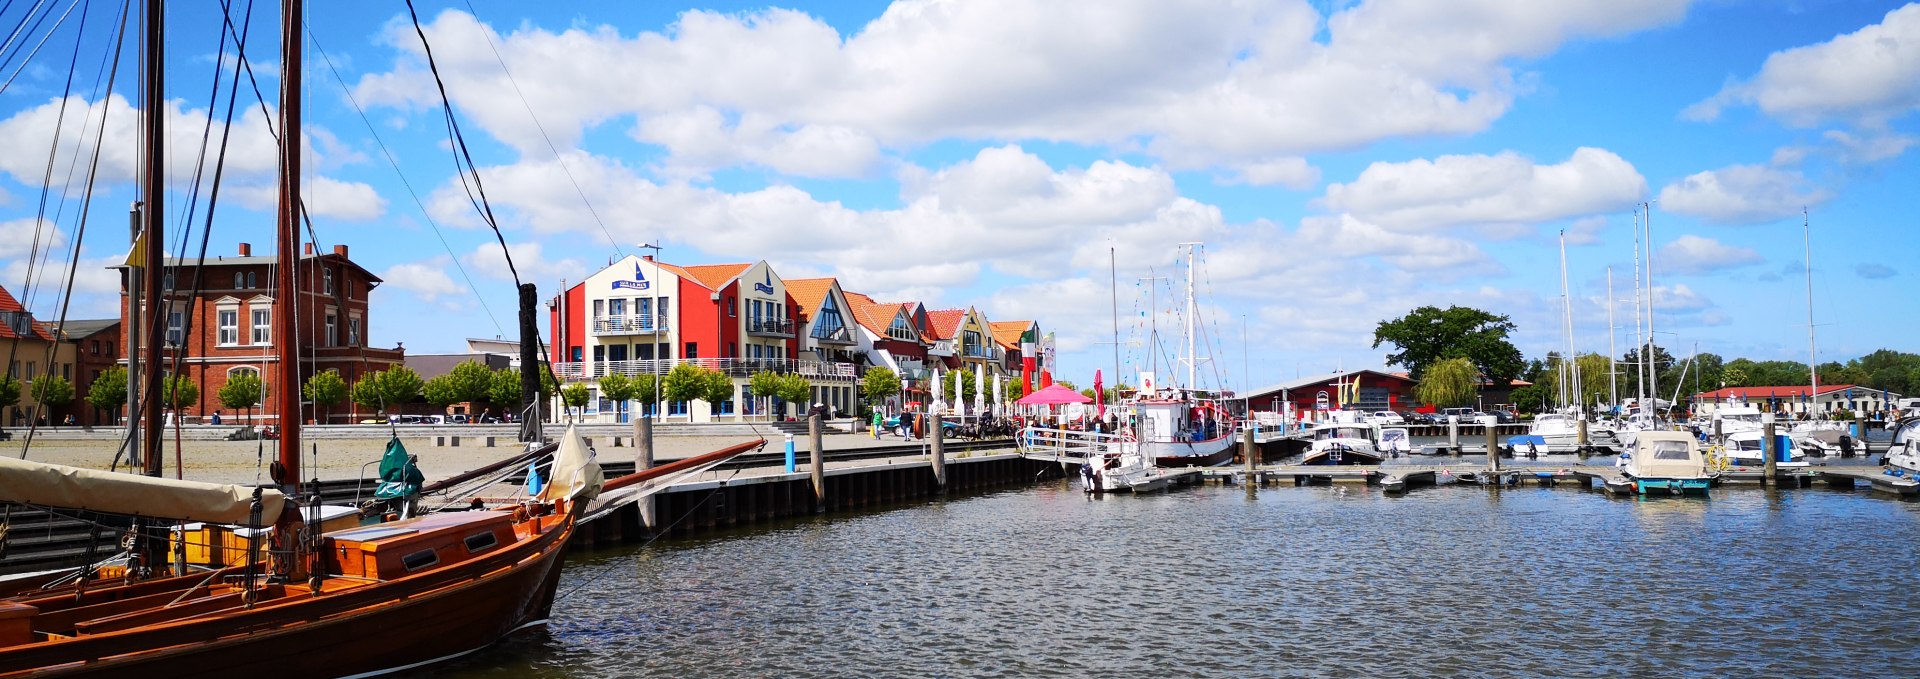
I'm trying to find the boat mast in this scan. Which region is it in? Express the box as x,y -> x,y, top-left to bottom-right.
272,0 -> 306,576
1182,242 -> 1198,392
1606,266 -> 1617,412
1109,246 -> 1119,394
1644,201 -> 1659,413
138,0 -> 164,479
1630,207 -> 1644,408
1557,230 -> 1577,413
1804,207 -> 1818,418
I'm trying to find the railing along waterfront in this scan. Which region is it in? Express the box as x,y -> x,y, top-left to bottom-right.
1015,426 -> 1121,465
553,357 -> 858,380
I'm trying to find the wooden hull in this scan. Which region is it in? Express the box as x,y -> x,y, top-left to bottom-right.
0,510 -> 574,679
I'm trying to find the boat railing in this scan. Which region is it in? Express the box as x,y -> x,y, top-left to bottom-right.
1016,426 -> 1122,464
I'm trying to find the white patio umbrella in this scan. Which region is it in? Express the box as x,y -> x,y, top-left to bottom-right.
952,365 -> 964,416
931,369 -> 945,413
973,363 -> 986,416
992,373 -> 1003,416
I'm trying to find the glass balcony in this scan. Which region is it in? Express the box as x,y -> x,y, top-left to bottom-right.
591,314 -> 668,335
746,318 -> 795,337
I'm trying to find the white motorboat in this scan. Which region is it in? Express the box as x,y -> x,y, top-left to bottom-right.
1301,418 -> 1397,465
1527,412 -> 1621,450
1617,431 -> 1715,494
1722,430 -> 1808,468
1711,405 -> 1766,437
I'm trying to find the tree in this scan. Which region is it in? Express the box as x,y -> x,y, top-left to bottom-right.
773,373 -> 812,412
1414,357 -> 1478,408
216,371 -> 263,423
422,375 -> 462,410
598,373 -> 635,402
30,375 -> 75,408
0,375 -> 17,410
1509,383 -> 1550,414
861,367 -> 901,407
699,369 -> 737,408
943,369 -> 979,402
446,360 -> 495,408
1722,366 -> 1748,388
1373,306 -> 1524,382
304,369 -> 348,423
88,367 -> 128,423
1536,352 -> 1614,409
559,383 -> 591,421
161,374 -> 198,411
664,363 -> 714,405
351,366 -> 423,416
488,369 -> 522,412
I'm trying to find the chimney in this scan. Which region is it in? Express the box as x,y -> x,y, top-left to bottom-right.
238,242 -> 251,256
642,255 -> 653,262
303,242 -> 314,255
333,244 -> 349,258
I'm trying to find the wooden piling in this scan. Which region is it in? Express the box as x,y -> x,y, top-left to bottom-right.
1242,427 -> 1256,477
809,411 -> 825,511
1763,420 -> 1777,485
636,413 -> 656,531
1449,416 -> 1460,454
1577,418 -> 1589,447
931,413 -> 948,491
1486,421 -> 1499,473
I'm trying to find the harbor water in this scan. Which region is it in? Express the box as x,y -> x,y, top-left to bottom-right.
446,466 -> 1920,677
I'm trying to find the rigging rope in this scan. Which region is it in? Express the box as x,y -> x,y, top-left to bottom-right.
403,0 -> 520,288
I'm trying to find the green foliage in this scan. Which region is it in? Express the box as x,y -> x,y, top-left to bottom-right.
944,369 -> 979,401
351,366 -> 423,414
664,363 -> 713,405
0,375 -> 18,409
216,372 -> 262,411
304,369 -> 347,408
446,360 -> 495,405
598,373 -> 636,402
30,375 -> 75,407
560,383 -> 592,409
422,375 -> 461,409
488,369 -> 521,409
161,374 -> 198,410
773,373 -> 811,406
1722,366 -> 1748,388
87,367 -> 128,419
1536,353 -> 1614,408
699,369 -> 737,405
1414,357 -> 1479,408
1373,306 -> 1524,382
1509,384 -> 1550,414
861,367 -> 901,405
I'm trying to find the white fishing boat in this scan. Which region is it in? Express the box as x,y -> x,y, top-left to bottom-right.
1118,243 -> 1239,468
1528,412 -> 1620,450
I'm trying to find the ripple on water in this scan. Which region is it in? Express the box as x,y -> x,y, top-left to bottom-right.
435,482 -> 1920,678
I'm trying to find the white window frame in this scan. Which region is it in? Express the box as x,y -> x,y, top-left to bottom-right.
217,308 -> 239,346
324,308 -> 338,348
251,308 -> 272,345
348,313 -> 362,347
166,309 -> 185,346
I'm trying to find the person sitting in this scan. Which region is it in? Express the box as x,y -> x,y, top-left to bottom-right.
210,411 -> 223,425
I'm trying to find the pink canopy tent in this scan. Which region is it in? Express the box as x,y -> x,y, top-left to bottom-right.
1016,383 -> 1092,406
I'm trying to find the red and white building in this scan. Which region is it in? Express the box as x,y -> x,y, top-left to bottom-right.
118,242 -> 404,424
1692,384 -> 1901,417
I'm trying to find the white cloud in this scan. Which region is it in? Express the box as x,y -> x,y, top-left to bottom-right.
1320,147 -> 1647,232
1822,129 -> 1917,164
1564,216 -> 1608,246
306,177 -> 389,221
1655,163 -> 1831,225
1654,235 -> 1764,274
355,2 -> 1694,172
0,218 -> 64,259
1222,157 -> 1321,189
463,241 -> 588,287
1650,283 -> 1711,313
379,258 -> 464,303
1685,4 -> 1920,127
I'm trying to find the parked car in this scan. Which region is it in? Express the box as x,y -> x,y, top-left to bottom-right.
882,415 -> 960,435
448,414 -> 469,424
358,418 -> 387,425
1441,407 -> 1475,421
1368,410 -> 1405,426
1404,411 -> 1438,425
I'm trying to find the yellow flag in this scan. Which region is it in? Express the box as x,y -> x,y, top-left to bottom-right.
122,230 -> 148,267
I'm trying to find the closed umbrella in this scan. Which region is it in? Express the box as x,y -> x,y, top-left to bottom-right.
1094,369 -> 1105,420
953,365 -> 964,416
974,363 -> 986,416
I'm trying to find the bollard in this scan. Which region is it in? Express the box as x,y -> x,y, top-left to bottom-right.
637,413 -> 656,531
1486,420 -> 1499,473
784,433 -> 796,473
931,413 -> 948,490
810,411 -> 825,509
1448,415 -> 1460,454
1577,418 -> 1589,447
1242,426 -> 1256,480
1763,420 -> 1777,484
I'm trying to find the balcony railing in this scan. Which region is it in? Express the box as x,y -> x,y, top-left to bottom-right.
746,318 -> 795,337
927,340 -> 955,357
592,314 -> 668,335
554,357 -> 856,381
809,324 -> 854,345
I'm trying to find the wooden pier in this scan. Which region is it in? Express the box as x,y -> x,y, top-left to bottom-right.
1186,462 -> 1920,498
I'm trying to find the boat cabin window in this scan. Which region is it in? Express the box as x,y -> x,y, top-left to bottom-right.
401,549 -> 440,572
464,531 -> 499,554
1734,438 -> 1761,451
1649,441 -> 1693,460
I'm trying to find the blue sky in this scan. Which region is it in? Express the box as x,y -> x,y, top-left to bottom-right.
1,0 -> 1914,393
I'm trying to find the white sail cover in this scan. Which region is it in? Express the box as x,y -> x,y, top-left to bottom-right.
539,425 -> 604,503
0,455 -> 286,525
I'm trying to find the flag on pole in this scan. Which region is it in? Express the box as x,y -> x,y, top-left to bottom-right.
123,229 -> 150,267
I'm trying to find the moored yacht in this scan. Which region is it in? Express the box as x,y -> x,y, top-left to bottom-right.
1617,431 -> 1715,494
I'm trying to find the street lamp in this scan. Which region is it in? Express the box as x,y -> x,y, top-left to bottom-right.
637,242 -> 663,420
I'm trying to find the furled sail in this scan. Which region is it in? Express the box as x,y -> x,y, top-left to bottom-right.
0,456 -> 286,525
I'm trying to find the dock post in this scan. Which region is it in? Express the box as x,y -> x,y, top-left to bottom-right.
1577,417 -> 1589,447
1243,427 -> 1256,479
636,411 -> 656,531
1855,413 -> 1867,457
784,433 -> 795,473
1763,419 -> 1777,485
931,412 -> 947,491
1448,416 -> 1460,454
1713,418 -> 1723,448
1486,420 -> 1499,473
810,410 -> 825,511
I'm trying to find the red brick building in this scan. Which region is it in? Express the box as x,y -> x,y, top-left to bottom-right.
120,242 -> 403,424
52,319 -> 120,425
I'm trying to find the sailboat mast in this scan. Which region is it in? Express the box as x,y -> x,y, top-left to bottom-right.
274,0 -> 303,496
1644,202 -> 1659,411
1804,207 -> 1818,416
1558,231 -> 1576,411
138,0 -> 164,478
1631,207 -> 1644,406
1606,266 -> 1617,411
1109,246 -> 1120,392
1183,242 -> 1197,391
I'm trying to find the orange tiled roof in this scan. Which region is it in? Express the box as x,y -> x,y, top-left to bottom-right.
843,291 -> 895,337
924,309 -> 966,340
989,321 -> 1030,349
670,263 -> 751,291
785,278 -> 836,314
0,284 -> 53,341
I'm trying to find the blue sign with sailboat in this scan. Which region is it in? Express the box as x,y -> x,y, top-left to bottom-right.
612,262 -> 651,291
752,269 -> 775,295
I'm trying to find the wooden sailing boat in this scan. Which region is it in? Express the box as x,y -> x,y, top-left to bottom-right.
0,1 -> 744,674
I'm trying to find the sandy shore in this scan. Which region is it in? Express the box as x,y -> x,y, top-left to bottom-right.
1,430 -> 908,486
